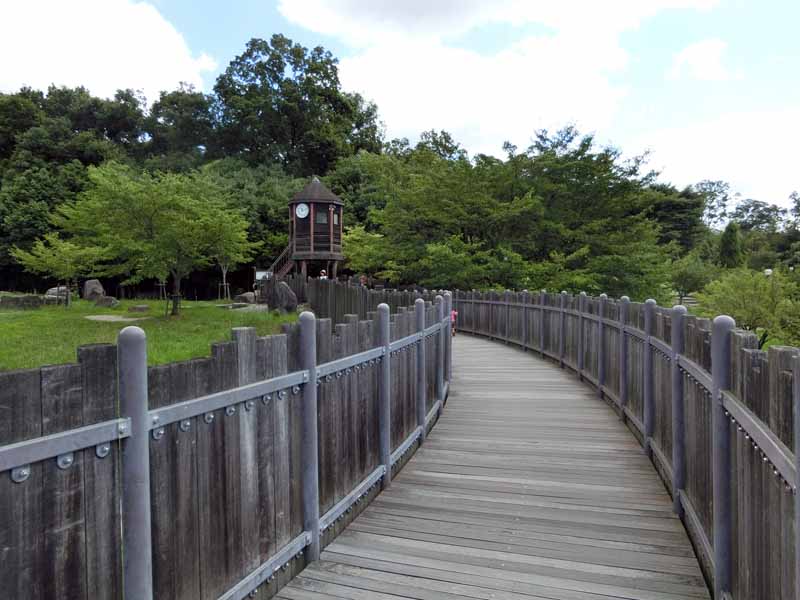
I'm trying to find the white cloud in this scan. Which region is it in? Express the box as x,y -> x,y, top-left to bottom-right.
278,0 -> 717,155
667,38 -> 739,81
278,0 -> 718,47
630,108 -> 800,205
0,0 -> 216,103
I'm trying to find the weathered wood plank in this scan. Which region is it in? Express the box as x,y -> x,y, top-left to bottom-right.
41,363 -> 87,599
78,344 -> 123,600
0,368 -> 45,600
283,335 -> 709,600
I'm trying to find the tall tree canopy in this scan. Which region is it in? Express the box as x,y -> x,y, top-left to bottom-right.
213,34 -> 382,176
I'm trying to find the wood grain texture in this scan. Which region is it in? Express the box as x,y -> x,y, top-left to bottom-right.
282,335 -> 710,599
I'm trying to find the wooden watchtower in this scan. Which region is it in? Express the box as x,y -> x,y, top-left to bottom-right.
268,177 -> 345,279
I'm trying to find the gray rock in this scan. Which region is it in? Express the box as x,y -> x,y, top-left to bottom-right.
94,296 -> 120,308
83,279 -> 105,301
234,291 -> 256,304
46,286 -> 69,297
264,280 -> 298,313
0,295 -> 42,310
127,304 -> 150,313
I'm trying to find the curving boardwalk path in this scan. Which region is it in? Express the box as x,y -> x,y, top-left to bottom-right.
280,335 -> 710,600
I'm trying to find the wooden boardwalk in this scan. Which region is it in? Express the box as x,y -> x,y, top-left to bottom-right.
280,335 -> 710,600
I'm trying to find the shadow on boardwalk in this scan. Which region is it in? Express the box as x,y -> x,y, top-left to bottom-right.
280,335 -> 710,600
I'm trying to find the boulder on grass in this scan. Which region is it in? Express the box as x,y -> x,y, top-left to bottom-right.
128,304 -> 150,313
264,280 -> 298,313
95,295 -> 119,308
233,291 -> 256,304
0,295 -> 42,310
83,279 -> 105,301
45,285 -> 68,298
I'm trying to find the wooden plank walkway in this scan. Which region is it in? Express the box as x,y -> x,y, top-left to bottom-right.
280,335 -> 710,600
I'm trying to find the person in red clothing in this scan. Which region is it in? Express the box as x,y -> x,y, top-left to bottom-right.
450,308 -> 458,337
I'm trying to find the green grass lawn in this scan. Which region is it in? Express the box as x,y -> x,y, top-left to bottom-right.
0,298 -> 297,371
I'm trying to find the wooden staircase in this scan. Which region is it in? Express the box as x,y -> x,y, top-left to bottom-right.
268,242 -> 294,279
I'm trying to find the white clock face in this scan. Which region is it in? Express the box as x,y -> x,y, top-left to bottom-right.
295,203 -> 309,219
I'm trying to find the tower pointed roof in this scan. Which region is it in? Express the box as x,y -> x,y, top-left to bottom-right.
291,176 -> 343,205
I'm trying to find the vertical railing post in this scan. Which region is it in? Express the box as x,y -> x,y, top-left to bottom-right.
504,290 -> 511,344
470,290 -> 476,334
712,315 -> 735,600
539,290 -> 546,356
435,295 -> 445,404
299,311 -> 320,560
643,299 -> 656,455
378,304 -> 392,489
521,290 -> 529,351
444,292 -> 453,383
670,305 -> 687,515
577,292 -> 586,379
598,293 -> 607,397
558,291 -> 566,367
118,326 -> 154,600
619,296 -> 630,421
793,355 -> 800,600
415,298 -> 427,443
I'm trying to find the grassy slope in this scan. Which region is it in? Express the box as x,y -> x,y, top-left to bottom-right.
0,299 -> 296,371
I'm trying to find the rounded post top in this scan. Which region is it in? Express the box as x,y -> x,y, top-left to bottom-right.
580,291 -> 587,296
377,303 -> 389,314
620,295 -> 630,302
713,314 -> 736,332
435,294 -> 443,303
415,297 -> 425,308
118,325 -> 146,345
645,298 -> 657,306
560,290 -> 567,295
299,310 -> 316,324
599,293 -> 607,299
672,305 -> 688,315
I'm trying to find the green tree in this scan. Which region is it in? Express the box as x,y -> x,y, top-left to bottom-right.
10,233 -> 110,306
0,92 -> 42,160
54,162 -> 246,311
213,34 -> 382,175
206,209 -> 262,299
695,268 -> 798,347
730,198 -> 786,233
671,253 -> 714,304
693,180 -> 731,228
203,158 -> 305,262
342,225 -> 397,281
718,222 -> 744,268
145,84 -> 213,167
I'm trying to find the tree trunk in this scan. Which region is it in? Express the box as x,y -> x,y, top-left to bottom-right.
221,265 -> 229,300
171,272 -> 181,316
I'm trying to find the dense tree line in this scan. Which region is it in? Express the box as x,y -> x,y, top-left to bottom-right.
0,34 -> 380,290
1,34 -> 798,341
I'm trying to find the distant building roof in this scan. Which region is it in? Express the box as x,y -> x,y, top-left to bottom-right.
291,176 -> 343,205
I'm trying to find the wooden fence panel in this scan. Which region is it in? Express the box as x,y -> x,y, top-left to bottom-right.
652,347 -> 673,485
0,353 -> 123,600
601,299 -> 620,404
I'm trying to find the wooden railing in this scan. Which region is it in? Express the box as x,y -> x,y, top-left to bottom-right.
453,289 -> 798,599
0,293 -> 453,599
267,242 -> 294,279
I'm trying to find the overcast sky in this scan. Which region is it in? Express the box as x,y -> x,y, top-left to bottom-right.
2,0 -> 798,205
